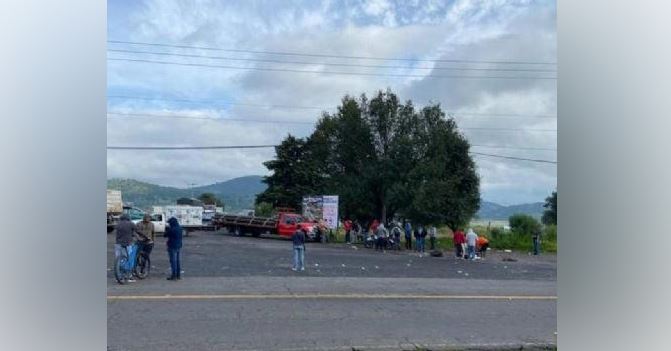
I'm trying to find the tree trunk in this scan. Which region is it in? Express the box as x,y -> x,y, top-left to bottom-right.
380,196 -> 387,224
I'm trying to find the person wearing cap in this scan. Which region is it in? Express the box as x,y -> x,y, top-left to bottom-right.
136,214 -> 155,242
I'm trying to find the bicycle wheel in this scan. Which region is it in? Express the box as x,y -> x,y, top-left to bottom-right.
114,255 -> 128,284
134,253 -> 150,279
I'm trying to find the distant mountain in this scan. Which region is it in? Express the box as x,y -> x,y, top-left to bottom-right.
477,201 -> 544,220
108,176 -> 543,219
106,178 -> 185,208
107,176 -> 266,211
190,176 -> 266,211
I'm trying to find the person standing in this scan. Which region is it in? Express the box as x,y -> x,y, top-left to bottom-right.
165,217 -> 183,280
532,228 -> 541,255
354,221 -> 363,243
466,228 -> 478,260
428,225 -> 437,250
136,214 -> 155,242
453,228 -> 466,258
114,214 -> 138,282
414,225 -> 426,256
375,223 -> 388,252
292,228 -> 306,271
344,218 -> 353,244
391,222 -> 402,250
404,220 -> 412,250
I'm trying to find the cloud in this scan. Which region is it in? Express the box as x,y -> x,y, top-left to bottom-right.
107,0 -> 556,204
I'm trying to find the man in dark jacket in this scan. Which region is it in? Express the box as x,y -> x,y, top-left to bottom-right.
404,220 -> 412,250
114,214 -> 141,282
292,228 -> 306,271
414,225 -> 427,256
164,217 -> 183,280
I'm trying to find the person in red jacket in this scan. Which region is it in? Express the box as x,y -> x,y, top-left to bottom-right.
370,219 -> 380,232
343,219 -> 353,244
453,228 -> 466,258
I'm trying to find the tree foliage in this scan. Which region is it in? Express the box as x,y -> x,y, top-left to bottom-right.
256,89 -> 480,228
509,213 -> 542,236
198,192 -> 224,207
254,201 -> 274,217
542,190 -> 557,225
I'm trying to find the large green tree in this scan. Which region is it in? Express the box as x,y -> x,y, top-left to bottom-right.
256,135 -> 320,210
256,89 -> 480,228
542,190 -> 557,225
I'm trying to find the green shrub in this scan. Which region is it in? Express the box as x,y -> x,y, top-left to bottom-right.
509,213 -> 541,236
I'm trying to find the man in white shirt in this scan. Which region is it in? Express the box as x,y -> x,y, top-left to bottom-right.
465,228 -> 478,260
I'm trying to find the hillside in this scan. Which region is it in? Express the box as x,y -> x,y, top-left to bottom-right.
108,176 -> 544,219
476,201 -> 544,220
106,176 -> 265,211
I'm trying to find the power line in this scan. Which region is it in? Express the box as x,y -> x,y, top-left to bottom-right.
107,112 -> 314,125
470,152 -> 557,164
108,58 -> 557,80
106,112 -> 556,132
471,144 -> 556,151
108,40 -> 557,65
108,95 -> 328,110
106,144 -> 557,164
107,96 -> 557,119
460,127 -> 556,132
108,49 -> 557,73
107,145 -> 276,150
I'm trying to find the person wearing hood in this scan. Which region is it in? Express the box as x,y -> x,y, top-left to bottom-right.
164,217 -> 183,280
465,228 -> 478,260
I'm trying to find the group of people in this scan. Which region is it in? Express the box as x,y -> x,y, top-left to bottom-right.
342,219 -> 440,256
290,219 -> 491,272
114,213 -> 184,282
452,228 -> 489,260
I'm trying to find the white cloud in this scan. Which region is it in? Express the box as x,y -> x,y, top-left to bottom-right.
107,0 -> 556,204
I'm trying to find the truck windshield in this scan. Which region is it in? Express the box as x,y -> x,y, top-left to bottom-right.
286,215 -> 303,224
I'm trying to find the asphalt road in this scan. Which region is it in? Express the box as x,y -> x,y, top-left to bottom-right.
107,231 -> 557,351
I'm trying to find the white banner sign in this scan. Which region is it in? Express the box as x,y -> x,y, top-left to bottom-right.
321,195 -> 339,230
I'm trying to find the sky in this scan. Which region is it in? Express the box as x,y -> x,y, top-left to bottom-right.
107,0 -> 556,205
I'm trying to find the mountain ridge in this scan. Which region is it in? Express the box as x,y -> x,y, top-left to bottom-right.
107,176 -> 544,219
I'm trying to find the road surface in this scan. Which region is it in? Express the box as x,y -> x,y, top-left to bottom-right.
107,231 -> 556,351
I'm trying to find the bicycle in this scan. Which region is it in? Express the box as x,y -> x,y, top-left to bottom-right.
114,239 -> 153,284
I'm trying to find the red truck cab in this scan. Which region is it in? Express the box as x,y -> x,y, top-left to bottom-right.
277,212 -> 318,239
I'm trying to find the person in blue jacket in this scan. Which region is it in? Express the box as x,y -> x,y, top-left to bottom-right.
164,217 -> 183,280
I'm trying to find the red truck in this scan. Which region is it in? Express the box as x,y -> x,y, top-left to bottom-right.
213,212 -> 323,241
